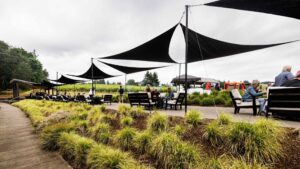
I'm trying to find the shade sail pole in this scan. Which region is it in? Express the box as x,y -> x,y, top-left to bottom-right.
184,5 -> 189,114
124,74 -> 127,93
178,63 -> 181,92
91,58 -> 94,95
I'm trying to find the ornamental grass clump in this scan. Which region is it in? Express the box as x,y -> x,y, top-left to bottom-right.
89,123 -> 111,144
58,132 -> 96,168
174,125 -> 186,137
217,113 -> 232,125
100,114 -> 115,125
134,131 -> 153,154
118,104 -> 131,116
87,110 -> 102,126
40,122 -> 74,151
147,112 -> 168,133
185,109 -> 202,127
228,119 -> 283,163
121,116 -> 133,127
150,132 -> 200,169
130,106 -> 145,118
99,104 -> 106,112
203,121 -> 224,146
87,144 -> 148,169
114,127 -> 137,151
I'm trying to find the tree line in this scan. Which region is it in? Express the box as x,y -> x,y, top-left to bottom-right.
0,41 -> 48,90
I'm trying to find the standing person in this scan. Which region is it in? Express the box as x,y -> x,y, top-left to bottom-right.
145,84 -> 151,92
274,65 -> 294,86
242,80 -> 267,114
282,70 -> 300,87
118,86 -> 124,103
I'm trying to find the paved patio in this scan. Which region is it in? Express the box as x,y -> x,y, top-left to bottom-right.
107,103 -> 300,128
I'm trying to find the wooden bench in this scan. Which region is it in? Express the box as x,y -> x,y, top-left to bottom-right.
230,89 -> 260,115
165,93 -> 185,110
128,93 -> 155,110
266,87 -> 300,119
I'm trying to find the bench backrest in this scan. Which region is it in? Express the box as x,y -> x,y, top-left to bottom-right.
103,95 -> 112,101
175,93 -> 185,104
138,93 -> 151,104
268,87 -> 300,110
128,93 -> 140,104
230,89 -> 242,107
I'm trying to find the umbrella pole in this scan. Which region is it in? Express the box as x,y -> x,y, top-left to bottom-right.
124,74 -> 127,93
178,63 -> 181,92
184,5 -> 189,114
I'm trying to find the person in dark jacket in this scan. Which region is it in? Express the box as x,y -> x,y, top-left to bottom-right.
118,86 -> 124,103
282,70 -> 300,87
274,65 -> 294,86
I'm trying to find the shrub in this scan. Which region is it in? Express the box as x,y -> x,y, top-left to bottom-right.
147,112 -> 168,133
201,97 -> 215,106
203,121 -> 224,146
224,100 -> 233,107
58,132 -> 95,168
121,116 -> 133,127
87,110 -> 102,126
115,127 -> 137,151
191,98 -> 201,105
130,106 -> 145,118
40,123 -> 74,151
150,132 -> 199,169
214,96 -> 225,105
87,144 -> 147,169
174,125 -> 186,137
228,120 -> 283,163
185,109 -> 202,127
100,114 -> 115,125
118,104 -> 131,116
217,113 -> 232,125
89,123 -> 111,144
134,131 -> 153,154
99,105 -> 106,112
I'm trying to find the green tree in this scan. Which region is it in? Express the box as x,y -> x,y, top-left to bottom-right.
0,40 -> 48,90
141,71 -> 160,86
127,79 -> 136,85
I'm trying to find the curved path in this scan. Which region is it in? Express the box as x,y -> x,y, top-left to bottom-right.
0,103 -> 71,169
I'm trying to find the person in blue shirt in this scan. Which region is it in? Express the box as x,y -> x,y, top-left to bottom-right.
274,65 -> 294,86
242,80 -> 267,114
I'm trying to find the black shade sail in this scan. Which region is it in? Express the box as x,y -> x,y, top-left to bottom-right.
52,75 -> 84,84
99,61 -> 170,74
69,63 -> 115,80
37,80 -> 61,89
180,24 -> 295,63
205,0 -> 300,20
100,25 -> 177,63
171,75 -> 201,84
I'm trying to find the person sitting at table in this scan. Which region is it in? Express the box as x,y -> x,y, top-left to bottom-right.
151,89 -> 160,102
166,87 -> 174,99
282,70 -> 300,87
242,80 -> 267,114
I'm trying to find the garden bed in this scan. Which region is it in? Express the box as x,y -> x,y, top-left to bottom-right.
12,100 -> 300,169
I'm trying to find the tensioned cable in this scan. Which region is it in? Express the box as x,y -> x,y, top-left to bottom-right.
178,10 -> 186,24
189,8 -> 220,116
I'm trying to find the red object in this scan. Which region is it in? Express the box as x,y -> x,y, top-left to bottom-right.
205,82 -> 211,90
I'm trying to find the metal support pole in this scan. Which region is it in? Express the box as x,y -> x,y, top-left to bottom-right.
178,63 -> 181,92
91,58 -> 94,95
184,5 -> 189,114
124,74 -> 127,93
56,72 -> 58,95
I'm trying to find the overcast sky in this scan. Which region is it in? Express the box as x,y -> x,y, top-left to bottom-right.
1,0 -> 300,84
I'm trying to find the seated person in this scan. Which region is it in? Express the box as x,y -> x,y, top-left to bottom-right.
242,80 -> 267,114
282,70 -> 300,87
165,87 -> 174,99
274,65 -> 294,86
145,84 -> 151,92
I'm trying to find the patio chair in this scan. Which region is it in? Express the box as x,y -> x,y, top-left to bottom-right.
101,95 -> 112,105
138,93 -> 155,110
165,93 -> 185,110
128,93 -> 140,106
230,89 -> 259,115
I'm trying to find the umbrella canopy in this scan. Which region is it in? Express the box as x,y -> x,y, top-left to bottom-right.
52,75 -> 84,84
98,61 -> 171,74
171,75 -> 202,84
180,24 -> 296,63
69,63 -> 115,80
205,0 -> 300,20
99,25 -> 177,63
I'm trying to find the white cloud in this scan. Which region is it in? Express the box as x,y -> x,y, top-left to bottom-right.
0,0 -> 299,84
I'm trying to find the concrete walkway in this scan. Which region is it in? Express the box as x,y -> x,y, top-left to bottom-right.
0,103 -> 71,169
107,103 -> 300,128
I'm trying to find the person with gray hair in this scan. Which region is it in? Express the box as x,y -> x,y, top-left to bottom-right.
242,80 -> 267,114
274,65 -> 294,86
